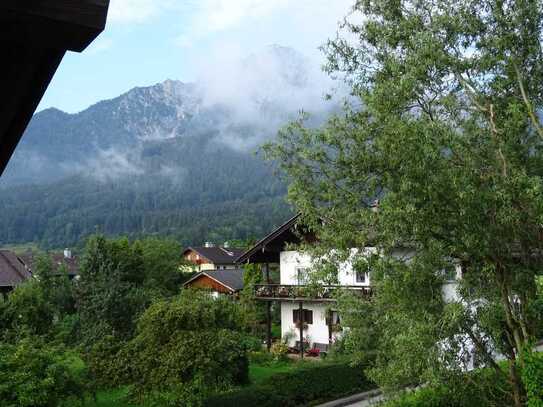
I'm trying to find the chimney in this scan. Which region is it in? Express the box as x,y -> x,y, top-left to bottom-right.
204,242 -> 214,248
63,248 -> 72,259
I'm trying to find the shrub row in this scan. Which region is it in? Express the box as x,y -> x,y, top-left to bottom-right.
204,361 -> 375,407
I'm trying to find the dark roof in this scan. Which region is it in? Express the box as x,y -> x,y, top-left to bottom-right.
183,246 -> 246,265
0,250 -> 32,288
184,268 -> 245,292
19,251 -> 79,277
0,1 -> 109,175
236,214 -> 308,264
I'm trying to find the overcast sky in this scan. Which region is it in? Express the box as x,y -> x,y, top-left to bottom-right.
38,0 -> 353,113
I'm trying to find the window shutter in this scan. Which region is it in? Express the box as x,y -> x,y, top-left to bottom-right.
293,309 -> 300,323
304,309 -> 313,324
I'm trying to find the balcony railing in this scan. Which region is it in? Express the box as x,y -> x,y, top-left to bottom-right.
253,284 -> 373,301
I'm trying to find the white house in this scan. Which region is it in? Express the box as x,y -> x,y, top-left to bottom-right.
236,215 -> 376,353
236,214 -> 462,355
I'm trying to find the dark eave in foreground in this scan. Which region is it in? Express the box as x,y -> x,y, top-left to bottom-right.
0,0 -> 110,176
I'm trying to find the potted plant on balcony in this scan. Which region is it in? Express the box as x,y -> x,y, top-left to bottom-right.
277,286 -> 290,297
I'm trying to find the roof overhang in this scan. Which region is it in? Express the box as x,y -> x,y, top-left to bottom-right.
0,0 -> 110,175
236,214 -> 310,264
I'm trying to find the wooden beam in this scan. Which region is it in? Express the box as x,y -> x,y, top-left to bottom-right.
299,301 -> 304,359
0,47 -> 65,175
0,0 -> 110,52
0,0 -> 109,175
265,263 -> 272,351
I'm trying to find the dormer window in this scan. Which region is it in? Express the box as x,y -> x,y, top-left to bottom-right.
296,267 -> 308,285
355,271 -> 367,283
353,258 -> 371,284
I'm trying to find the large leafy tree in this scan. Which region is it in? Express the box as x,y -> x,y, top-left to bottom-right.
265,0 -> 543,405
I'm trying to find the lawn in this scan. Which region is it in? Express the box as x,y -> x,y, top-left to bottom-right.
249,361 -> 298,384
72,388 -> 139,407
82,360 -> 300,406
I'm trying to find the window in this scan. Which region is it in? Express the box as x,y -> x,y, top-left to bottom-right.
296,267 -> 308,285
293,309 -> 313,324
355,271 -> 367,283
443,264 -> 457,281
353,258 -> 370,284
326,311 -> 340,325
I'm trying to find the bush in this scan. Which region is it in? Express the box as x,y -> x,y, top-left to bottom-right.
204,361 -> 375,407
249,351 -> 274,365
241,335 -> 263,352
382,367 -> 512,407
84,335 -> 128,388
270,342 -> 289,361
125,290 -> 250,405
0,337 -> 90,407
0,280 -> 55,338
522,351 -> 543,407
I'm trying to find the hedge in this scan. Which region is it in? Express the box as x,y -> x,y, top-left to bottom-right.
204,361 -> 375,407
522,351 -> 543,407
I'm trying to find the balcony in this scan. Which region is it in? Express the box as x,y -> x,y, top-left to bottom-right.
253,284 -> 373,302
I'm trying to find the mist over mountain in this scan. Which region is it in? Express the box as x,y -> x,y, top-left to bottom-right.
0,45 -> 337,248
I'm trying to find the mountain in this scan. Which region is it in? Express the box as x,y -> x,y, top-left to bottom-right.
0,45 -> 334,248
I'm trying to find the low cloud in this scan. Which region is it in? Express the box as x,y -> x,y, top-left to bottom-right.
79,148 -> 144,182
193,44 -> 344,151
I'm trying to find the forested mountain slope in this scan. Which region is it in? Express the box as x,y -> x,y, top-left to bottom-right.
0,46 -> 333,248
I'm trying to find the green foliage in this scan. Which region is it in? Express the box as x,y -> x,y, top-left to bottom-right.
270,342 -> 289,362
84,335 -> 128,389
139,237 -> 186,297
383,366 -> 512,407
248,351 -> 275,366
124,290 -> 249,405
522,351 -> 543,407
0,254 -> 76,340
0,280 -> 55,338
204,361 -> 375,407
264,0 -> 543,403
0,337 -> 90,407
77,236 -> 151,343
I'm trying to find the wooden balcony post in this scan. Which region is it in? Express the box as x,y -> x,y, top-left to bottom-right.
299,300 -> 304,359
328,310 -> 333,345
265,263 -> 272,351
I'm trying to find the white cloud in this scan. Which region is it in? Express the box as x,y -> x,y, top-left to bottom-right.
178,0 -> 353,48
86,36 -> 113,54
107,0 -> 169,24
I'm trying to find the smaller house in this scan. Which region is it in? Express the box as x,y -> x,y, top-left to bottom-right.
19,248 -> 79,280
182,243 -> 245,272
183,269 -> 245,297
0,250 -> 32,297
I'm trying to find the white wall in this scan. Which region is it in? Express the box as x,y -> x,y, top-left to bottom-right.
441,264 -> 463,303
281,301 -> 340,347
279,249 -> 375,287
280,251 -> 312,285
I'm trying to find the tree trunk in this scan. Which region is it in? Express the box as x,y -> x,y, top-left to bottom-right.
508,360 -> 524,407
497,266 -> 527,406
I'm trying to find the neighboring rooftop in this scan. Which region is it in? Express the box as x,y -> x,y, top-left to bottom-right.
0,250 -> 32,288
183,246 -> 246,265
19,249 -> 79,278
184,268 -> 246,293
